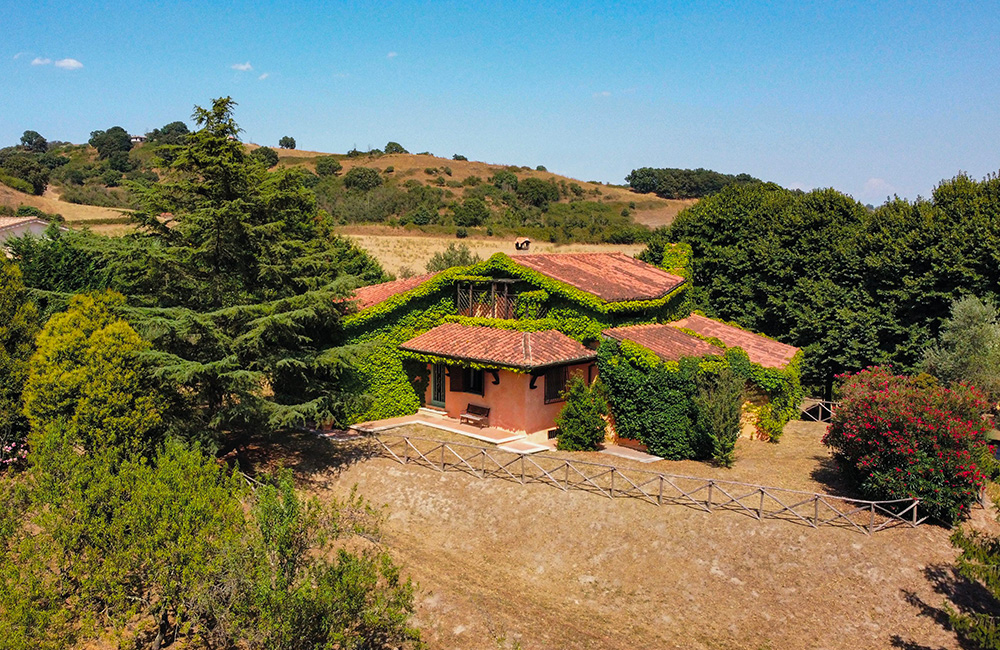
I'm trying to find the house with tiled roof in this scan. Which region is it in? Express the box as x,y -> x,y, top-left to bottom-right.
341,250 -> 690,434
341,246 -> 805,449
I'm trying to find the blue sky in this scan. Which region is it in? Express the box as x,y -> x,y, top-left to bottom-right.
2,1 -> 998,204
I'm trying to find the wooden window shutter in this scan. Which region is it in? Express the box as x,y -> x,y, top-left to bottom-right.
449,366 -> 465,392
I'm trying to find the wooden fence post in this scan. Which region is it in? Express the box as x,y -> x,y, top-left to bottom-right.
868,503 -> 875,535
758,489 -> 765,520
520,455 -> 525,485
813,496 -> 819,527
707,481 -> 713,511
440,444 -> 446,472
610,469 -> 615,498
658,476 -> 663,506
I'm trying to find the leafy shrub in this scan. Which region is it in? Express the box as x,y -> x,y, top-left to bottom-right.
517,177 -> 560,208
434,175 -> 446,186
384,141 -> 408,154
823,366 -> 992,524
424,167 -> 437,175
455,227 -> 468,238
250,146 -> 279,168
453,197 -> 490,227
385,165 -> 395,173
556,376 -> 607,451
922,295 -> 1000,405
0,174 -> 33,194
442,166 -> 452,176
462,175 -> 482,187
426,243 -> 479,272
490,170 -> 518,192
343,166 -> 383,191
536,165 -> 547,172
452,154 -> 468,161
315,156 -> 342,177
694,367 -> 744,467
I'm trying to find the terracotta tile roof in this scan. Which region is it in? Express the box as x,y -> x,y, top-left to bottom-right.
350,273 -> 437,311
511,252 -> 684,303
669,313 -> 800,369
400,323 -> 597,370
603,323 -> 721,362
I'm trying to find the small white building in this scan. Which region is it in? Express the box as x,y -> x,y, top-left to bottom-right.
130,134 -> 147,144
0,216 -> 51,242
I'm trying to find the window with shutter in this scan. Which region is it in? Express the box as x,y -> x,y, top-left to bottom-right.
544,366 -> 568,403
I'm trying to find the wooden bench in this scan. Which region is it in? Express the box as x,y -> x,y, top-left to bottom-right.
460,404 -> 490,428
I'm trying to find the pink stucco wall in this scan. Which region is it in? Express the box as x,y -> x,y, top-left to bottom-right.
422,363 -> 594,434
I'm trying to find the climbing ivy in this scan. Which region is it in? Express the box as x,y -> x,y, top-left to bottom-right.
340,253 -> 690,424
598,336 -> 803,460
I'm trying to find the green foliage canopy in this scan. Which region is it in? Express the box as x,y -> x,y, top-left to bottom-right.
661,176 -> 1000,393
921,295 -> 1000,404
555,376 -> 607,451
0,259 -> 39,464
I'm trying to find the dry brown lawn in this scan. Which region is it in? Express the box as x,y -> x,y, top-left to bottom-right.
245,421 -> 999,650
339,227 -> 645,277
0,185 -> 128,223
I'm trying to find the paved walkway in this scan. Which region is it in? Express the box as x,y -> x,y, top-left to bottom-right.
599,444 -> 663,463
350,414 -> 526,445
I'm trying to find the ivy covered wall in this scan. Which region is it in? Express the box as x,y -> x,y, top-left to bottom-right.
340,252 -> 691,424
597,338 -> 804,459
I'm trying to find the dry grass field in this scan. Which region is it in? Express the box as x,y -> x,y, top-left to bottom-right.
0,184 -> 128,223
339,226 -> 645,276
245,421 -> 1000,650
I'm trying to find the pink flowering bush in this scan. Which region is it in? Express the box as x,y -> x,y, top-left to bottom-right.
823,367 -> 992,524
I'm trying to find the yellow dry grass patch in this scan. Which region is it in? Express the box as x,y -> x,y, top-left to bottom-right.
0,184 -> 129,223
338,227 -> 644,277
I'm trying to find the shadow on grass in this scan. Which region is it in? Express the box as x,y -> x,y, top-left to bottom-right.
808,454 -> 856,498
232,430 -> 377,489
894,563 -> 999,650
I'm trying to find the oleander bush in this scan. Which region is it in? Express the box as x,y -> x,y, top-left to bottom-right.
823,366 -> 993,524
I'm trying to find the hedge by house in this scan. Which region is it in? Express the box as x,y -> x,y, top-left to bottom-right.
597,338 -> 804,460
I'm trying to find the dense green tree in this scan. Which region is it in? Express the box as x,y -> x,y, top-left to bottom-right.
88,126 -> 132,159
694,367 -> 744,467
425,242 -> 481,272
490,170 -> 518,192
343,166 -> 383,191
145,120 -> 190,145
0,259 -> 39,465
625,166 -> 760,199
315,155 -> 342,176
516,176 -> 560,208
384,141 -> 408,154
452,197 -> 490,227
555,376 -> 607,451
278,135 -> 296,149
250,145 -> 279,168
452,154 -> 468,161
19,130 -> 47,153
660,176 -> 1000,394
22,292 -> 164,456
922,296 -> 1000,405
0,152 -> 50,194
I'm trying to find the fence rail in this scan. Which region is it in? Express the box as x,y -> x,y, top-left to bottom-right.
370,433 -> 928,535
800,398 -> 840,422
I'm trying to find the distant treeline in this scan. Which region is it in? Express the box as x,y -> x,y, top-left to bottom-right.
641,175 -> 1000,395
626,167 -> 760,199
